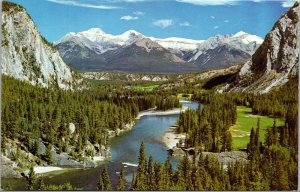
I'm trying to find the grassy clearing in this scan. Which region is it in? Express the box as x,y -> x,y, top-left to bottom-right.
131,85 -> 159,91
230,106 -> 285,149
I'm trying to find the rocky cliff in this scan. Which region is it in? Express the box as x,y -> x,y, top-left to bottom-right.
228,2 -> 299,93
1,2 -> 82,89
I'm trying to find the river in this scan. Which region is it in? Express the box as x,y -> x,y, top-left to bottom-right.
2,101 -> 199,190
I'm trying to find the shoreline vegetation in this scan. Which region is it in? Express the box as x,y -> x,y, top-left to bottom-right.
7,103 -> 190,177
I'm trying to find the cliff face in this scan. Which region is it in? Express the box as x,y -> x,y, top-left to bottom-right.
1,2 -> 82,89
229,2 -> 299,93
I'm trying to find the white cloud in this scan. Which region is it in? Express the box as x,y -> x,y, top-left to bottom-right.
153,19 -> 173,29
176,0 -> 237,6
281,0 -> 296,7
179,21 -> 191,27
47,0 -> 121,9
214,25 -> 219,29
118,0 -> 145,2
211,16 -> 215,19
224,19 -> 229,22
120,15 -> 139,21
133,11 -> 145,15
99,0 -> 146,2
252,0 -> 296,8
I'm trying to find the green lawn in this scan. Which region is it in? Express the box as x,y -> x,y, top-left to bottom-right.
131,85 -> 159,91
230,106 -> 285,149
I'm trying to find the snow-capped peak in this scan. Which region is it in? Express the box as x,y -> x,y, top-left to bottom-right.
232,31 -> 263,45
117,30 -> 143,42
150,37 -> 204,51
56,28 -> 263,57
86,28 -> 105,34
188,31 -> 263,62
233,31 -> 248,37
121,30 -> 141,36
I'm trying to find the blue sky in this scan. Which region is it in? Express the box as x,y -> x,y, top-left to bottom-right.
9,0 -> 295,42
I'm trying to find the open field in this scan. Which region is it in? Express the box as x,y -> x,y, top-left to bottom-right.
131,85 -> 160,91
230,106 -> 285,149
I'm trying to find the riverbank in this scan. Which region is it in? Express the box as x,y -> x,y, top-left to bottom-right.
109,106 -> 188,137
137,106 -> 188,119
162,125 -> 186,149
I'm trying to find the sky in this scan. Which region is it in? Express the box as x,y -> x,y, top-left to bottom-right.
8,0 -> 295,42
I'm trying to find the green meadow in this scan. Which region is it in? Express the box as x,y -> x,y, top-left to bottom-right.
131,84 -> 159,91
230,106 -> 285,149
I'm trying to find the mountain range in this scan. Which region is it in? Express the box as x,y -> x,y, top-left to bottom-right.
55,28 -> 263,73
2,1 -> 298,93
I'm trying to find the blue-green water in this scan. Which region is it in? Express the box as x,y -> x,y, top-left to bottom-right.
2,101 -> 199,190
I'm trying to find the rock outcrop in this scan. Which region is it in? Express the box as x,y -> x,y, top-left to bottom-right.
1,2 -> 82,89
228,2 -> 299,93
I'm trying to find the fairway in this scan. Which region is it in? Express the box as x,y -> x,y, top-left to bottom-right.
230,106 -> 285,149
131,85 -> 159,91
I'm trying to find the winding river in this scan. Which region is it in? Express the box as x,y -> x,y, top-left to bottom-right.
3,101 -> 199,190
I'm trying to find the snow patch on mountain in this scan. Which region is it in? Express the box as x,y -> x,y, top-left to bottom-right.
149,37 -> 204,51
189,31 -> 263,62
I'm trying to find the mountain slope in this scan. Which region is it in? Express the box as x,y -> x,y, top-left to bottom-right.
226,2 -> 299,93
55,28 -> 262,73
193,44 -> 251,70
188,32 -> 262,68
1,2 -> 82,89
102,36 -> 197,72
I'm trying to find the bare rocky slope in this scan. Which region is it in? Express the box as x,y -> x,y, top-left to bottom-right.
1,2 -> 83,90
225,2 -> 299,93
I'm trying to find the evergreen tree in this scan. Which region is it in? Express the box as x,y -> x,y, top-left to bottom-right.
178,154 -> 192,190
101,168 -> 112,190
117,166 -> 126,190
27,166 -> 36,190
44,144 -> 54,165
37,178 -> 45,190
134,141 -> 147,190
97,174 -> 104,190
147,154 -> 155,189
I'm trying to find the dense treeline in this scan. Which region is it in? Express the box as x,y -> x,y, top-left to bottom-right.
1,75 -> 180,164
156,96 -> 180,111
178,94 -> 236,152
125,125 -> 297,191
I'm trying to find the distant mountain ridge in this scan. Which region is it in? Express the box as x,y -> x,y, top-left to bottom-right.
55,28 -> 263,72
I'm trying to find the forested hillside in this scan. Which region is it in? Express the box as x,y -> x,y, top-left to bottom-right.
1,75 -> 180,172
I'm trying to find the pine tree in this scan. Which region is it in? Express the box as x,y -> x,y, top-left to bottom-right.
147,154 -> 155,189
45,144 -> 54,165
117,166 -> 126,190
101,168 -> 112,190
27,166 -> 36,190
37,178 -> 45,190
134,141 -> 147,190
178,154 -> 192,190
97,174 -> 104,190
255,118 -> 260,146
164,155 -> 173,188
76,134 -> 83,153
